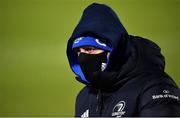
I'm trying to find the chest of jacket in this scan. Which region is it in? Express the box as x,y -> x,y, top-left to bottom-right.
77,85 -> 141,117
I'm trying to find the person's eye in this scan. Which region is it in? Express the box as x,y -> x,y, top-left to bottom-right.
84,47 -> 90,51
74,48 -> 80,53
87,47 -> 95,51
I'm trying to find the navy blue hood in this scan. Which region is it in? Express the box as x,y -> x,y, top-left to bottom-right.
66,3 -> 165,89
66,3 -> 128,84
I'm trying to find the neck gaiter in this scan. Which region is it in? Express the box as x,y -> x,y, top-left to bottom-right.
77,52 -> 108,82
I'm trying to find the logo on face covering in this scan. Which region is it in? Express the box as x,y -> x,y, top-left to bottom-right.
101,63 -> 107,71
112,101 -> 126,117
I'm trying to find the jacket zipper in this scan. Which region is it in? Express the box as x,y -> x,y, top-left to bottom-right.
96,89 -> 102,116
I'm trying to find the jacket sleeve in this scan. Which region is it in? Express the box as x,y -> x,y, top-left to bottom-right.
74,86 -> 88,117
138,83 -> 180,116
75,93 -> 80,117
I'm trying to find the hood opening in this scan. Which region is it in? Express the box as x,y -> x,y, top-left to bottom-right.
66,3 -> 129,84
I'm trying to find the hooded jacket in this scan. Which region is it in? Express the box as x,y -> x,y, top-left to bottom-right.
66,3 -> 180,117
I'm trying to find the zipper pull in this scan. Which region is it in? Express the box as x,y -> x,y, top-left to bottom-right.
96,90 -> 102,112
96,92 -> 99,112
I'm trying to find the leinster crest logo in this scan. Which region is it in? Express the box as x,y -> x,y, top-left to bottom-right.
112,101 -> 126,117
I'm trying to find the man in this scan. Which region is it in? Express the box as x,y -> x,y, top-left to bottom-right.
66,3 -> 180,117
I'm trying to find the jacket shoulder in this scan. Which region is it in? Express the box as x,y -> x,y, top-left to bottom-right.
131,36 -> 160,49
137,74 -> 180,116
130,36 -> 162,55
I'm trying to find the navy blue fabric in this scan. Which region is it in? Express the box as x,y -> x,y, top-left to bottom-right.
66,3 -> 128,84
74,36 -> 180,117
75,72 -> 180,117
66,3 -> 180,117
